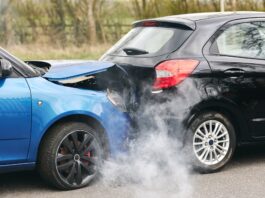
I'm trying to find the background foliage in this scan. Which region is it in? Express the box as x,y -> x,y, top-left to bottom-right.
1,0 -> 264,59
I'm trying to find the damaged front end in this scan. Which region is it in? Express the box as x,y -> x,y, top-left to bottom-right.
26,60 -> 139,154
28,60 -> 137,113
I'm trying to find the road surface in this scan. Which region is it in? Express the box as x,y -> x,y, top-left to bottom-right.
1,145 -> 265,198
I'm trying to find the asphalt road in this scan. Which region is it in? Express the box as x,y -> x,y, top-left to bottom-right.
1,145 -> 265,198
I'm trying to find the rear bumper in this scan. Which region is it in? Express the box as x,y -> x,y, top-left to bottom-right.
129,88 -> 191,139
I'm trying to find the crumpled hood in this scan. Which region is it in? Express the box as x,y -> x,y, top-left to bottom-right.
42,60 -> 115,81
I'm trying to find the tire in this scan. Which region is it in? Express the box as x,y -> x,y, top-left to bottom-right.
38,121 -> 103,190
186,111 -> 236,173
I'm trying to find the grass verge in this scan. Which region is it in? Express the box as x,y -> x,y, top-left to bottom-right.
5,44 -> 112,60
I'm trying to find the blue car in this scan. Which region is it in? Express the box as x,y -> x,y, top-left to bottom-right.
0,48 -> 131,190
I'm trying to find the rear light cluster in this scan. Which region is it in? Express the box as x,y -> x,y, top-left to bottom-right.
153,59 -> 199,90
142,21 -> 158,27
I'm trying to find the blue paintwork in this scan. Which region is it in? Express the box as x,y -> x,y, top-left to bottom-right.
27,77 -> 130,162
0,72 -> 131,171
43,60 -> 114,81
0,78 -> 31,164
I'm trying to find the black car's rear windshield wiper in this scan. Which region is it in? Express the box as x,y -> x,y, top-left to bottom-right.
122,47 -> 149,55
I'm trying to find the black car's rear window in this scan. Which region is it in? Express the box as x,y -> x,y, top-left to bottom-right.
104,25 -> 193,57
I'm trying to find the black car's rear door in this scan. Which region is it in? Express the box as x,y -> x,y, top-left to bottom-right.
204,18 -> 265,140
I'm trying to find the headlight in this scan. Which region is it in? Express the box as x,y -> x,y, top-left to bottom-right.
107,89 -> 127,112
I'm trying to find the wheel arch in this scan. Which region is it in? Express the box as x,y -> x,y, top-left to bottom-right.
185,99 -> 250,144
38,114 -> 110,159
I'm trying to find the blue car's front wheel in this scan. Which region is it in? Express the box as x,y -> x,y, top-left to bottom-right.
38,121 -> 103,190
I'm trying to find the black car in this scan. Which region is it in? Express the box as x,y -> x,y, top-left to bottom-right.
101,12 -> 265,172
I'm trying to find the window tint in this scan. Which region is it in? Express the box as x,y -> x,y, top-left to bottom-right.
124,27 -> 174,53
104,26 -> 193,57
211,22 -> 265,59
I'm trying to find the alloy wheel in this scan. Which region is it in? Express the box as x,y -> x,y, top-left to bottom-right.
55,130 -> 101,186
193,120 -> 230,165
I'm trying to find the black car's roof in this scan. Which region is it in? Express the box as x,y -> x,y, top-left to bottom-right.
165,12 -> 265,21
135,12 -> 265,30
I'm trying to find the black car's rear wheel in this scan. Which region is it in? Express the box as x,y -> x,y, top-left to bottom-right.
38,121 -> 103,190
187,111 -> 236,173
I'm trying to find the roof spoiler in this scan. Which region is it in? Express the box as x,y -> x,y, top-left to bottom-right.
133,17 -> 196,30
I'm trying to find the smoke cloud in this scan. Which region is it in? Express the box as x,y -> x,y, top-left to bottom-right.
101,79 -> 201,198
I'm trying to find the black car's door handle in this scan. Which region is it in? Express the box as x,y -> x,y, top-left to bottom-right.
224,68 -> 245,78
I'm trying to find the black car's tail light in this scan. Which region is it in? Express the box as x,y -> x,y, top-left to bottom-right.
153,59 -> 199,90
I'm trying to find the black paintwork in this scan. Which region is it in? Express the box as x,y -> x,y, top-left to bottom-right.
101,12 -> 265,145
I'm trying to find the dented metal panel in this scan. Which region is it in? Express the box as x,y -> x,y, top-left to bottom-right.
42,60 -> 115,81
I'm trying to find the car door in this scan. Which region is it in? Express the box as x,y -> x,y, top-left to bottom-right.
204,18 -> 265,140
0,68 -> 31,164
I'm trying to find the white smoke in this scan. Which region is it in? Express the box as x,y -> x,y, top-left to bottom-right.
101,80 -> 200,198
102,134 -> 193,198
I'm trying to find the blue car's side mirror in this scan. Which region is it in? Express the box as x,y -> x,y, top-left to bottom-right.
0,59 -> 13,78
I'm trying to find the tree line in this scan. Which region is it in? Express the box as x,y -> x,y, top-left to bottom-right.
0,0 -> 265,47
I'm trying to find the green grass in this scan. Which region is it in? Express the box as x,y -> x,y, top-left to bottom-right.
5,44 -> 112,60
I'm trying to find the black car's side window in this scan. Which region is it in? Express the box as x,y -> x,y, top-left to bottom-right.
211,21 -> 265,59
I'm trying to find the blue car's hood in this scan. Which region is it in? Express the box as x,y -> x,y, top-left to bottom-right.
42,60 -> 115,81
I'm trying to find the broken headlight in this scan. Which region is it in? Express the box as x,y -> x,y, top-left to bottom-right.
107,89 -> 127,112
